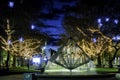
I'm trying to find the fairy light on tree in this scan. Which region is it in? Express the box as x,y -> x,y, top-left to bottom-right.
12,39 -> 41,58
0,19 -> 42,68
77,27 -> 112,67
0,19 -> 14,70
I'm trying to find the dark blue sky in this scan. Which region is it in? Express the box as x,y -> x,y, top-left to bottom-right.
28,0 -> 77,45
1,0 -> 120,45
38,0 -> 76,38
0,0 -> 78,45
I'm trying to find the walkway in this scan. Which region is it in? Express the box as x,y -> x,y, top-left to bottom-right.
0,73 -> 119,80
0,74 -> 23,80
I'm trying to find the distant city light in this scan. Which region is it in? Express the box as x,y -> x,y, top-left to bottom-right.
19,37 -> 23,42
105,18 -> 109,22
114,19 -> 119,24
31,24 -> 35,30
8,1 -> 14,8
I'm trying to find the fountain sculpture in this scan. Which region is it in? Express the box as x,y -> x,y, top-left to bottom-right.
50,38 -> 91,74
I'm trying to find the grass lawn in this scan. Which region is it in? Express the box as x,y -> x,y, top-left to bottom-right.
9,66 -> 42,73
9,66 -> 119,73
92,67 -> 118,73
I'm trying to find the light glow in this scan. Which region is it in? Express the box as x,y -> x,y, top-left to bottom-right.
112,35 -> 120,41
32,57 -> 41,64
98,23 -> 103,28
8,40 -> 12,44
105,18 -> 109,22
19,37 -> 23,42
114,19 -> 119,24
31,24 -> 35,30
92,38 -> 97,42
97,18 -> 101,23
8,1 -> 14,8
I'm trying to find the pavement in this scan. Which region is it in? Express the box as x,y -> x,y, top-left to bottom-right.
0,74 -> 23,80
0,73 -> 119,80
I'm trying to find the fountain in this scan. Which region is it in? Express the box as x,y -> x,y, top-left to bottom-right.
49,37 -> 91,75
35,38 -> 116,80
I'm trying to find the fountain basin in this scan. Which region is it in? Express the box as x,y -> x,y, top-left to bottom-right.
35,71 -> 116,80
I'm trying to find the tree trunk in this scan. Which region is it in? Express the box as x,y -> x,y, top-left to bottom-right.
109,60 -> 113,68
20,57 -> 24,66
12,55 -> 16,67
108,48 -> 119,68
97,54 -> 101,67
5,51 -> 10,70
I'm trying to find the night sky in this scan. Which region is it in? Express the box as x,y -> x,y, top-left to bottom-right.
0,0 -> 77,45
0,0 -> 120,45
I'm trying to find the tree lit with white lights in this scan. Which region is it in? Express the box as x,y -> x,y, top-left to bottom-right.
0,19 -> 42,68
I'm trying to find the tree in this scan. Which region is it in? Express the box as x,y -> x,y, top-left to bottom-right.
62,0 -> 120,40
0,19 -> 14,70
11,38 -> 41,67
76,27 -> 112,67
12,39 -> 41,58
0,0 -> 59,41
61,0 -> 120,67
0,19 -> 42,68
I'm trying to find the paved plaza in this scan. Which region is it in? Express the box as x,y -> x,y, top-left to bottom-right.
0,74 -> 23,80
0,73 -> 119,80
